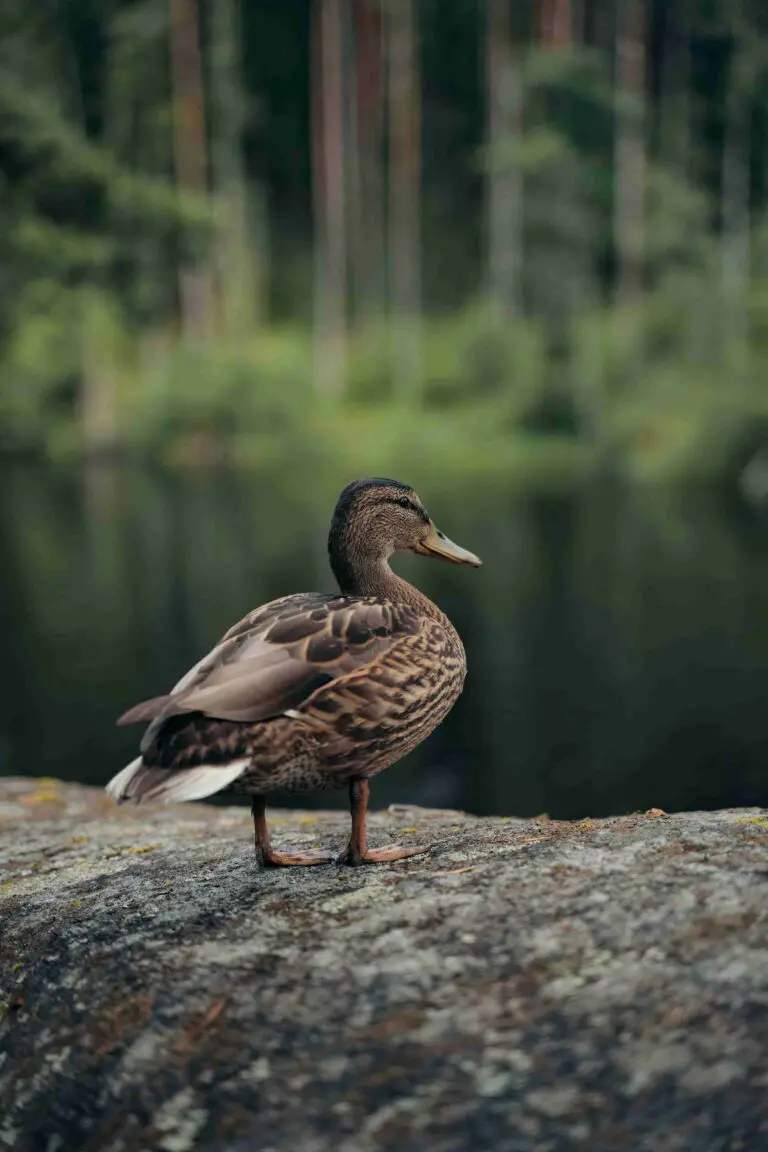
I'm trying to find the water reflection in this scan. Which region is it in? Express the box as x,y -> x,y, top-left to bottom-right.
1,461 -> 767,819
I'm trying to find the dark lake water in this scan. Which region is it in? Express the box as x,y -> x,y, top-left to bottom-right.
1,460 -> 767,819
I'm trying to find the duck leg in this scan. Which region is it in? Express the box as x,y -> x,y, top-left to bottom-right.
337,778 -> 429,866
251,796 -> 335,866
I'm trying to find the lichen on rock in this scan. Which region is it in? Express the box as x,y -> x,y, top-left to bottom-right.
1,776 -> 767,1151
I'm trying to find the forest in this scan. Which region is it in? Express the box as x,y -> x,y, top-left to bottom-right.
2,0 -> 768,487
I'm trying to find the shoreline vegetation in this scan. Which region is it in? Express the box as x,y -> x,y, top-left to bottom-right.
3,300 -> 768,494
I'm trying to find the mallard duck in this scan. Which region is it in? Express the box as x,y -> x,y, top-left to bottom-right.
106,478 -> 481,866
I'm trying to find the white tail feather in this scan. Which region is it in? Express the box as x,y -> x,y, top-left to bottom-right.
105,757 -> 249,804
105,756 -> 144,800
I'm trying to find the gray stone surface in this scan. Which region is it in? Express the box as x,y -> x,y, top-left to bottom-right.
1,776 -> 767,1152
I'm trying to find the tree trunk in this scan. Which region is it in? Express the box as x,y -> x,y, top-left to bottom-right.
539,0 -> 572,46
614,0 -> 647,303
486,0 -> 523,315
387,0 -> 422,404
312,0 -> 348,399
721,58 -> 751,371
351,0 -> 385,325
80,8 -> 136,454
658,3 -> 690,175
209,0 -> 261,340
168,0 -> 216,340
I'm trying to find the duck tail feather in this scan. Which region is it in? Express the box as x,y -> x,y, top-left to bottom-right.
117,696 -> 180,726
105,757 -> 248,805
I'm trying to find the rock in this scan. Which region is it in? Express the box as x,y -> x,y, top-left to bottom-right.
1,776 -> 767,1151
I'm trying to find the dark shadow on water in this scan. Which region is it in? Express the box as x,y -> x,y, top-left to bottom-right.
1,460 -> 767,818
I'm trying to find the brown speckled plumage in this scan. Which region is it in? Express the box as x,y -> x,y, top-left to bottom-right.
106,478 -> 481,866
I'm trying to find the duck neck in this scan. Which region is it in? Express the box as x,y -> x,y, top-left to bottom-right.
333,550 -> 452,630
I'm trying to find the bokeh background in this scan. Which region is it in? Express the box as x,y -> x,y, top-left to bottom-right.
1,0 -> 768,818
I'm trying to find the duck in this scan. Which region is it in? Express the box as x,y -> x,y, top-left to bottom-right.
106,478 -> 481,866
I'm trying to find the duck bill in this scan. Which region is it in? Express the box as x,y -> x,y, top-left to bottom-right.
414,523 -> 482,567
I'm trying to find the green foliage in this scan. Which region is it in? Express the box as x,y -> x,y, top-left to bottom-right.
123,330 -> 314,463
1,2 -> 768,491
420,304 -> 547,421
0,284 -> 83,450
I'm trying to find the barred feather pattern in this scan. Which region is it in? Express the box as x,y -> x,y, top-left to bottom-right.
122,592 -> 466,798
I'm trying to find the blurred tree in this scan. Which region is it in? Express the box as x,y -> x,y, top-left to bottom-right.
614,0 -> 647,303
539,0 -> 571,46
312,0 -> 348,398
209,0 -> 263,339
657,0 -> 691,174
350,0 -> 385,325
168,0 -> 215,338
720,11 -> 757,375
387,0 -> 422,404
486,0 -> 523,314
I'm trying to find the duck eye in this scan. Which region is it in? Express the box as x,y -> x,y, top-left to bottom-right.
397,496 -> 411,509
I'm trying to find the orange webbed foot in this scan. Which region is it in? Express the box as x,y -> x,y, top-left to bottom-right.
336,843 -> 429,867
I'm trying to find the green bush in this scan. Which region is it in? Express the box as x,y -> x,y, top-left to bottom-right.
124,330 -> 312,450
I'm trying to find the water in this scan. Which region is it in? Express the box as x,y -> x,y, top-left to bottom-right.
1,461 -> 767,819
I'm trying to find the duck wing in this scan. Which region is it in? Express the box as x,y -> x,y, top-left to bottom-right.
117,593 -> 423,747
